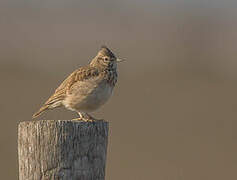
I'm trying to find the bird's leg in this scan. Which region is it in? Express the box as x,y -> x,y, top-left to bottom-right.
71,112 -> 84,121
72,112 -> 101,122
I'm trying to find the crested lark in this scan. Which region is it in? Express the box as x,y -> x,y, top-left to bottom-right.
32,46 -> 123,121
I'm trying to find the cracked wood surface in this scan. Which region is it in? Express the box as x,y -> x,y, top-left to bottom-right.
18,120 -> 109,180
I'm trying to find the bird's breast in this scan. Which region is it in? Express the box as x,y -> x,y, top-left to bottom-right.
63,79 -> 114,112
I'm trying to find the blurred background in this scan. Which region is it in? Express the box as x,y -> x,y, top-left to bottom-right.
1,0 -> 237,179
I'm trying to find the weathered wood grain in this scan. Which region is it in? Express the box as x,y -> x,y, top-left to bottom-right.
18,120 -> 109,180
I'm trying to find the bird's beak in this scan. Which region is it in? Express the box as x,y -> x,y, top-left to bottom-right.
116,58 -> 125,63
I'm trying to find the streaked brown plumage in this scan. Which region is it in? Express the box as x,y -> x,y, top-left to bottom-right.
32,46 -> 122,121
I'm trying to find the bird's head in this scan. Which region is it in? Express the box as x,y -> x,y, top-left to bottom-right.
90,45 -> 124,69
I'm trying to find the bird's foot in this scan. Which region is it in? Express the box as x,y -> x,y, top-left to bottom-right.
72,117 -> 98,122
71,117 -> 84,121
83,118 -> 95,122
74,112 -> 103,122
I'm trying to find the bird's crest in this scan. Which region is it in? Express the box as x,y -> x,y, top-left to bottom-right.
98,45 -> 116,58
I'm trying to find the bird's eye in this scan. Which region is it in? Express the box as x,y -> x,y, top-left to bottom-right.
103,57 -> 109,62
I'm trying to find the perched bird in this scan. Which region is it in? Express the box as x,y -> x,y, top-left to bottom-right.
32,46 -> 123,121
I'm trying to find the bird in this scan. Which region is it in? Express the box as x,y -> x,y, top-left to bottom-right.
32,46 -> 123,121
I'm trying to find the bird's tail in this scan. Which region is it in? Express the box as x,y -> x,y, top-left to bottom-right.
32,105 -> 50,119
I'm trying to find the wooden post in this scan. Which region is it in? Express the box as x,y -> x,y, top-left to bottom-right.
18,120 -> 109,180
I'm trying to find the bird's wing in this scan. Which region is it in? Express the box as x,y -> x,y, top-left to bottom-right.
44,66 -> 99,105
